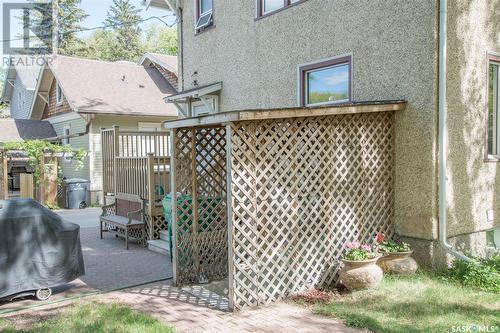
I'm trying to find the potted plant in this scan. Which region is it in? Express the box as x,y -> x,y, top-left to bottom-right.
375,232 -> 418,275
339,242 -> 383,291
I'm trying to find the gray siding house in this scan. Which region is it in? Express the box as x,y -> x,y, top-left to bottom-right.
29,55 -> 179,204
148,0 -> 499,267
1,60 -> 43,119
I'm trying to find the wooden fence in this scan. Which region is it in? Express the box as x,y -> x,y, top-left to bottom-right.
101,127 -> 171,240
101,126 -> 170,196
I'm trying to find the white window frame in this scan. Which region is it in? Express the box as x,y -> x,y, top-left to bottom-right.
17,91 -> 22,111
195,0 -> 213,30
487,53 -> 500,161
63,125 -> 70,146
56,82 -> 63,105
138,122 -> 163,132
191,96 -> 218,117
297,54 -> 353,107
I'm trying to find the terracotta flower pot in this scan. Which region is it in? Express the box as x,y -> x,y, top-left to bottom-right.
377,251 -> 418,275
339,257 -> 383,291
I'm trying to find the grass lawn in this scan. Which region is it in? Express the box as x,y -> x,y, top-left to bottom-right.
315,274 -> 500,333
0,302 -> 176,333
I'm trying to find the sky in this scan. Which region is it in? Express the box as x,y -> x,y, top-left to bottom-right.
0,0 -> 175,57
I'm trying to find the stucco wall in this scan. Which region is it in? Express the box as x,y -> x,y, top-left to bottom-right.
181,0 -> 440,240
443,1 -> 500,250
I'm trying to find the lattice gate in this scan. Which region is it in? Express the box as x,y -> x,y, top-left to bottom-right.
169,111 -> 395,311
171,126 -> 228,284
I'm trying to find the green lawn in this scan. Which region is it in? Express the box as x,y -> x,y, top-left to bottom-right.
315,274 -> 500,333
0,302 -> 176,333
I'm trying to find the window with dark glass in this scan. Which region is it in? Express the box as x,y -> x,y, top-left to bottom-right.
487,56 -> 500,158
196,0 -> 213,30
299,56 -> 352,107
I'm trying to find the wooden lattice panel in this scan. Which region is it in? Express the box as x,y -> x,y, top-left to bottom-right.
229,112 -> 395,309
145,204 -> 168,240
173,127 -> 228,284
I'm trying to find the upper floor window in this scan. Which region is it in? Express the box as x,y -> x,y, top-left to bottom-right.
196,0 -> 213,30
63,126 -> 70,146
487,55 -> 500,159
18,91 -> 22,111
299,55 -> 352,107
56,82 -> 63,105
258,0 -> 303,17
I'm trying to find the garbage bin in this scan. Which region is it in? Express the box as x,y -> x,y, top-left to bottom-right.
63,179 -> 90,209
162,194 -> 222,261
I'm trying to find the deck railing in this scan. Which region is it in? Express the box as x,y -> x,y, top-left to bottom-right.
101,126 -> 170,197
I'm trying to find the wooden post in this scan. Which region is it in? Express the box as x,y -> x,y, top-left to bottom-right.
147,152 -> 155,240
169,128 -> 178,285
113,125 -> 120,195
225,124 -> 235,311
1,149 -> 8,200
190,128 -> 199,280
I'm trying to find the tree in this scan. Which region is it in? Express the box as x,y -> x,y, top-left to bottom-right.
143,23 -> 178,55
54,0 -> 88,55
83,30 -> 122,62
103,0 -> 143,61
27,0 -> 88,56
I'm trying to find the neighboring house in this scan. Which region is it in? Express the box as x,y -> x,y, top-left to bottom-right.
0,59 -> 43,119
29,55 -> 179,204
148,0 -> 499,267
140,52 -> 179,90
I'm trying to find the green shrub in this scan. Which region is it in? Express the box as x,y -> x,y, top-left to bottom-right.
449,254 -> 500,293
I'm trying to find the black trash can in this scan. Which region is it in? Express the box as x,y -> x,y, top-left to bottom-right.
63,179 -> 91,209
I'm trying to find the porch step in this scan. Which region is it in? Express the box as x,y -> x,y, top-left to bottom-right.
148,239 -> 170,256
159,230 -> 169,241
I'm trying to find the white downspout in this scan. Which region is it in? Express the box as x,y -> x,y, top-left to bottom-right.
438,0 -> 473,262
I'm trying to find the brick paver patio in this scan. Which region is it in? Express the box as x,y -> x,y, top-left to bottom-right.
99,282 -> 362,333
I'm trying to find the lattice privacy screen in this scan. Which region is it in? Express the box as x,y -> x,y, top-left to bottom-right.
229,112 -> 395,308
171,111 -> 395,310
173,127 -> 228,284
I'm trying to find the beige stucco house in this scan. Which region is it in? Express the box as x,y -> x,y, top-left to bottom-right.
146,0 -> 499,267
28,55 -> 179,204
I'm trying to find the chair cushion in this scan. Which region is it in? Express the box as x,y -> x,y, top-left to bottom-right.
101,215 -> 144,226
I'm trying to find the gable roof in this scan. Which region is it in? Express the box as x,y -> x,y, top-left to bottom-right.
139,53 -> 178,75
0,119 -> 56,142
1,58 -> 43,103
30,55 -> 179,119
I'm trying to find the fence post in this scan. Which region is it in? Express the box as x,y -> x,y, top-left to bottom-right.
113,125 -> 120,195
147,152 -> 155,240
0,148 -> 7,200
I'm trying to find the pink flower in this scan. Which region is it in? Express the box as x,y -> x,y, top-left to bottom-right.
361,244 -> 372,252
375,232 -> 385,244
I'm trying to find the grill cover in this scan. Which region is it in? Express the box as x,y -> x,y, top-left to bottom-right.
0,199 -> 85,299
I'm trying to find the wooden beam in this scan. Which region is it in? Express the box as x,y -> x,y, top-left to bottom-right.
163,101 -> 407,129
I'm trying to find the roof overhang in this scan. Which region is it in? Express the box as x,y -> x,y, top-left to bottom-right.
143,0 -> 173,10
165,82 -> 222,103
164,100 -> 407,129
1,67 -> 17,103
139,53 -> 178,76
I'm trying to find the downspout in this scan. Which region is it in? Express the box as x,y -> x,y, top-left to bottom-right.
438,0 -> 473,262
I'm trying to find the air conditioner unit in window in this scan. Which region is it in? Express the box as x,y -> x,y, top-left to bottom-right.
195,11 -> 212,30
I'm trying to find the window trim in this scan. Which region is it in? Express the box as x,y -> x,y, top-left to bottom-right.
485,52 -> 500,162
256,0 -> 307,19
298,54 -> 353,107
56,81 -> 63,105
63,125 -> 70,146
195,0 -> 214,32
